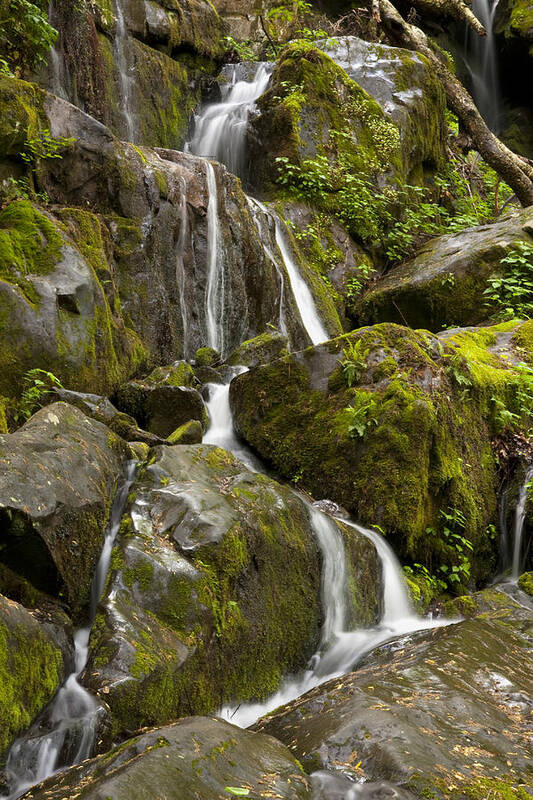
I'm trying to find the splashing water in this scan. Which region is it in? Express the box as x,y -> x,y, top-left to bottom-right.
2,463 -> 137,800
187,63 -> 273,179
114,0 -> 136,141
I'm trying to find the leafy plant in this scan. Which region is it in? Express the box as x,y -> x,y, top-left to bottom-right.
0,0 -> 58,75
21,130 -> 75,166
426,507 -> 473,590
483,241 -> 533,320
223,36 -> 256,62
345,262 -> 376,299
344,393 -> 378,438
15,368 -> 63,423
340,340 -> 366,387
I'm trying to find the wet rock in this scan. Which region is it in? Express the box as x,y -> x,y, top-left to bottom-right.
22,716 -> 312,800
49,388 -> 165,446
255,587 -> 533,797
231,319 -> 533,584
84,444 -> 380,735
0,594 -> 66,757
227,331 -> 289,367
114,379 -> 208,438
194,346 -> 221,367
355,207 -> 533,331
0,403 -> 129,616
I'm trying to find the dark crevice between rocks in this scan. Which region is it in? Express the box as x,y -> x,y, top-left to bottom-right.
0,509 -> 63,601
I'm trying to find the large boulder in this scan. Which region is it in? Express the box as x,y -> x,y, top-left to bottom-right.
230,320 -> 533,585
254,586 -> 533,798
0,197 -> 146,397
21,716 -> 312,800
0,403 -> 130,617
355,207 -> 533,331
84,444 -> 380,735
0,594 -> 66,758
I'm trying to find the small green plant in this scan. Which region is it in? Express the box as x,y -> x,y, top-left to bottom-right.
15,368 -> 63,423
21,130 -> 75,166
426,507 -> 473,590
223,36 -> 256,61
340,339 -> 366,387
345,263 -> 376,298
344,393 -> 378,438
483,241 -> 533,320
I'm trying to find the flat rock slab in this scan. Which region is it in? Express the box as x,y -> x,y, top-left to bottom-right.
254,588 -> 533,798
21,716 -> 312,800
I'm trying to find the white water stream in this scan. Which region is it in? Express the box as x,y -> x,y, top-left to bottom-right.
2,463 -> 137,800
511,465 -> 533,580
187,63 -> 272,178
205,162 -> 226,354
114,0 -> 136,141
464,0 -> 502,132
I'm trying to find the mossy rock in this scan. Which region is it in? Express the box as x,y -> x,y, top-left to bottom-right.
195,346 -> 221,367
518,570 -> 533,595
354,207 -> 533,331
22,716 -> 312,800
143,361 -> 196,387
0,76 -> 45,159
167,419 -> 203,444
255,588 -> 533,796
114,379 -> 208,438
0,594 -> 65,758
85,443 -> 380,735
230,320 -> 533,585
0,402 -> 129,618
227,330 -> 288,367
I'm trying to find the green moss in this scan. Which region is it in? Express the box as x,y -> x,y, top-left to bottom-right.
0,200 -> 63,303
167,419 -> 203,445
195,347 -> 220,367
517,571 -> 533,595
509,0 -> 533,37
0,76 -> 44,158
145,362 -> 195,388
0,601 -> 63,756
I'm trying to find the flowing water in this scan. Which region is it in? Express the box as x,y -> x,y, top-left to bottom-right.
187,63 -> 273,179
2,463 -> 137,800
252,199 -> 330,346
175,175 -> 191,359
464,0 -> 503,132
113,0 -> 136,141
205,162 -> 226,354
219,512 -> 449,729
511,465 -> 533,580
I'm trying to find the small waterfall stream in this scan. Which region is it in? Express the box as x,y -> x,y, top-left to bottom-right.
511,466 -> 533,580
113,0 -> 136,141
2,463 -> 137,800
187,63 -> 273,179
464,0 -> 503,131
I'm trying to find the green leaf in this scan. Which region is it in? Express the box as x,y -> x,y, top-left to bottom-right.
225,789 -> 251,797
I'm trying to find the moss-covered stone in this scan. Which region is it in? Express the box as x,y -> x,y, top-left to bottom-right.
85,444 -> 380,735
0,594 -> 64,757
195,346 -> 221,367
231,320 -> 533,587
517,570 -> 533,595
227,330 -> 288,367
167,419 -> 203,444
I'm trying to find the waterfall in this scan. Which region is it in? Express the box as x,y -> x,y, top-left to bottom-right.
219,513 -> 450,728
2,463 -> 137,800
464,0 -> 502,132
205,162 -> 226,354
187,63 -> 273,179
251,200 -> 329,346
511,466 -> 533,580
203,369 -> 264,472
175,176 -> 191,360
113,0 -> 136,141
247,198 -> 289,339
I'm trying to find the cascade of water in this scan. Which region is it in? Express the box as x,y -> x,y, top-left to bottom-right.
252,200 -> 329,346
2,463 -> 137,800
175,176 -> 191,359
219,513 -> 450,728
47,2 -> 69,100
205,162 -> 226,354
203,369 -> 264,472
511,465 -> 533,580
187,64 -> 273,179
113,0 -> 136,141
464,0 -> 502,132
246,197 -> 289,339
